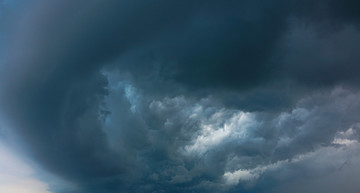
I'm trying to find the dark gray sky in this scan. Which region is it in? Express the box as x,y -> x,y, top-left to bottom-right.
1,0 -> 360,193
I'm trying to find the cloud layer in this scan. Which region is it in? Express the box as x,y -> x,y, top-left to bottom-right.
1,0 -> 360,192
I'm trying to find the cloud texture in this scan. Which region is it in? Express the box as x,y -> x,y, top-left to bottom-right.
1,0 -> 360,192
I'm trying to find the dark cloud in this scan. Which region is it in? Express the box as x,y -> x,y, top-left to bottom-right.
1,0 -> 360,193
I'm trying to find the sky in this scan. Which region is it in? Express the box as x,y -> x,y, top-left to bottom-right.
0,0 -> 360,193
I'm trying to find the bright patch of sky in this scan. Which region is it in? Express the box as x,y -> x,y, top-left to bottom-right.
0,139 -> 54,193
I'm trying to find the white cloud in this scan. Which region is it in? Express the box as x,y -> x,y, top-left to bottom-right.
185,111 -> 257,155
333,128 -> 358,146
223,170 -> 259,185
223,135 -> 360,187
223,159 -> 287,186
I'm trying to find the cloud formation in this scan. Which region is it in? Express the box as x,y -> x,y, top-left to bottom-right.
1,0 -> 360,192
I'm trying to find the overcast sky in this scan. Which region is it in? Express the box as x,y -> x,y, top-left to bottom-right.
1,0 -> 360,193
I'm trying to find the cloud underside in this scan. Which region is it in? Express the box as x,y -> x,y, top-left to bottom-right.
1,0 -> 360,192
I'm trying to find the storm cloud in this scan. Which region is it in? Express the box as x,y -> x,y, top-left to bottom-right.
1,0 -> 360,192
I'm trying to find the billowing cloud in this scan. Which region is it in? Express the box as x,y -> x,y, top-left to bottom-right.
0,0 -> 360,192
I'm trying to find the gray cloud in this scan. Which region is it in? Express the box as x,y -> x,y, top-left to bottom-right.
0,0 -> 360,192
